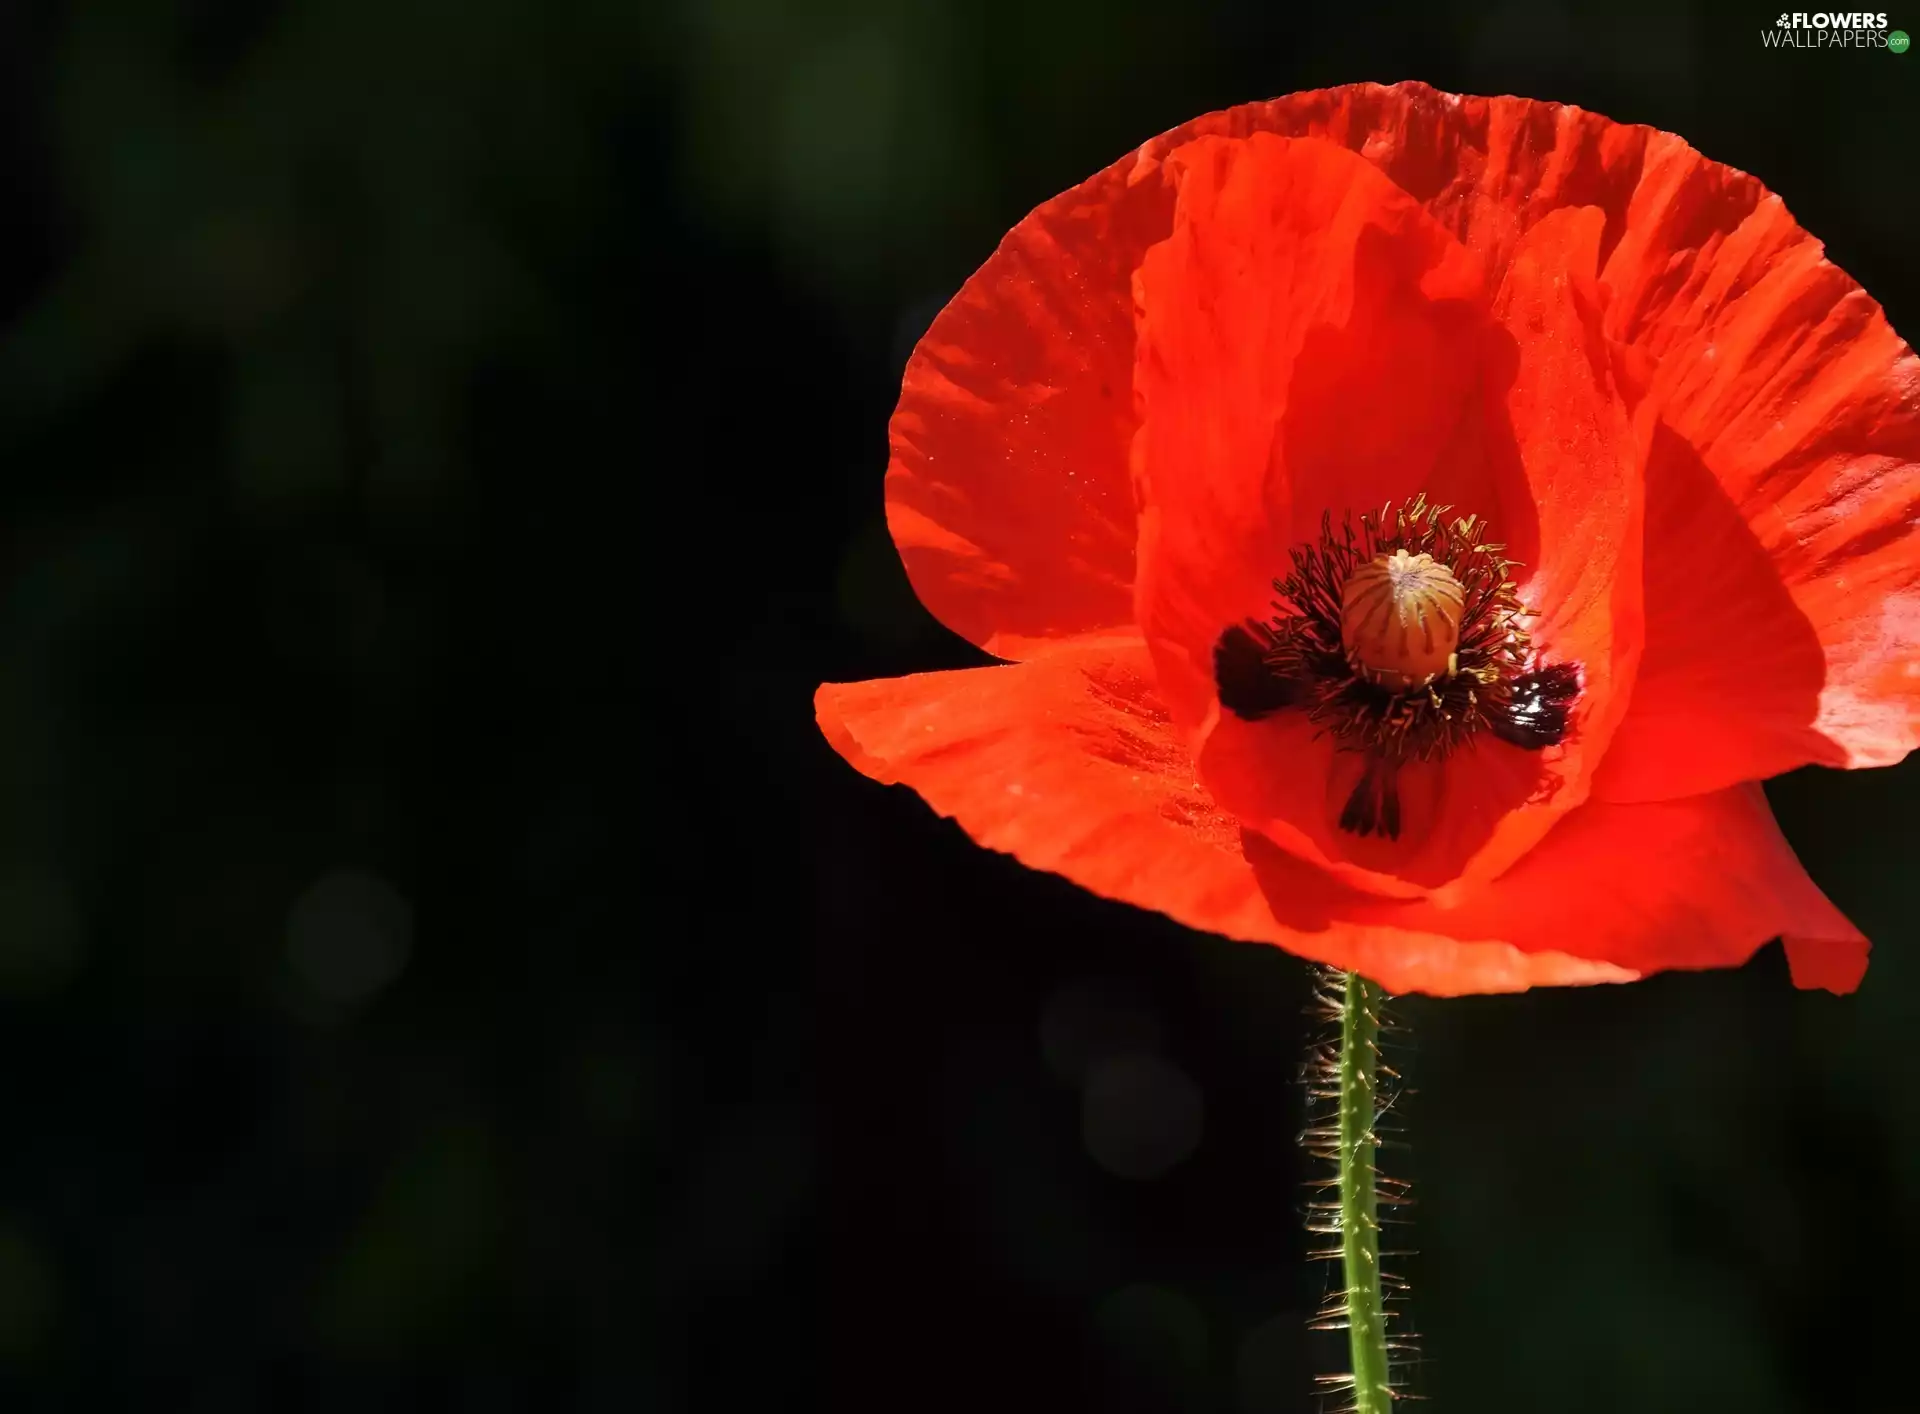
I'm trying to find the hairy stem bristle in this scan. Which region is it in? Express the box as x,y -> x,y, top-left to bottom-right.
1300,967 -> 1419,1412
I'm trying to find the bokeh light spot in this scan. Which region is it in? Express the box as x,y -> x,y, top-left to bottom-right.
286,869 -> 413,1005
1080,1053 -> 1203,1180
1040,977 -> 1165,1087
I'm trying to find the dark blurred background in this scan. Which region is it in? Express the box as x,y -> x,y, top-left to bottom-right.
0,1 -> 1911,1409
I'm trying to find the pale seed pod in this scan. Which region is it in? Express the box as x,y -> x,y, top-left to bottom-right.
1339,549 -> 1465,692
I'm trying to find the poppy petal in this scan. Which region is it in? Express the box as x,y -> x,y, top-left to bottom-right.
1460,204 -> 1645,876
1137,180 -> 1640,896
842,84 -> 1887,998
1130,131 -> 1491,743
815,638 -> 1640,995
1781,929 -> 1870,995
818,648 -> 1861,995
883,82 -> 1636,662
885,155 -> 1166,657
1120,84 -> 1656,289
1592,421 -> 1844,800
1128,132 -> 1500,896
1242,783 -> 1867,994
884,82 -> 1888,669
1589,162 -> 1920,798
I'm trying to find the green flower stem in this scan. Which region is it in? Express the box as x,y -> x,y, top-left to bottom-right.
1338,970 -> 1392,1414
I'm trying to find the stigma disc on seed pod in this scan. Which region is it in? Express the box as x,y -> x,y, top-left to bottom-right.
1339,549 -> 1464,691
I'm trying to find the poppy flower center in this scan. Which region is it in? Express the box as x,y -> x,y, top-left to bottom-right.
1340,549 -> 1464,691
1212,494 -> 1582,841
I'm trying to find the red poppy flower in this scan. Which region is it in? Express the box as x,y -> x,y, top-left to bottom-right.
816,82 -> 1920,997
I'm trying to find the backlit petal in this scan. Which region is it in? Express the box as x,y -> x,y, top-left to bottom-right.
1241,783 -> 1866,993
1134,161 -> 1638,895
1594,153 -> 1920,797
885,153 -> 1162,655
815,639 -> 1640,995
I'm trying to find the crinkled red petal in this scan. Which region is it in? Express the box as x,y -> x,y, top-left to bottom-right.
817,644 -> 1866,995
1134,137 -> 1640,895
1595,153 -> 1920,797
889,81 -> 1917,801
